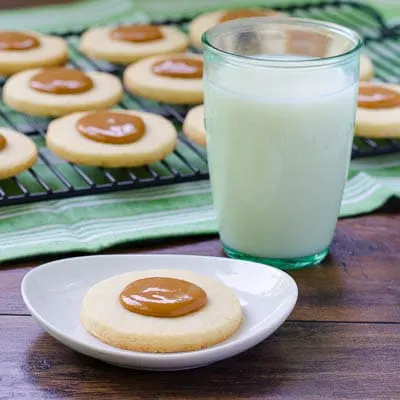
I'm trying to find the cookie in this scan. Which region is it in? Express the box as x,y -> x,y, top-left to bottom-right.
3,67 -> 123,117
183,105 -> 206,146
355,82 -> 400,138
46,109 -> 178,167
81,269 -> 242,353
124,53 -> 203,104
0,30 -> 68,76
286,29 -> 336,58
0,128 -> 38,179
189,8 -> 285,50
359,53 -> 374,82
80,24 -> 189,64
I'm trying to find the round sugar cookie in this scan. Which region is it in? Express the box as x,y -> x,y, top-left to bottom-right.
189,8 -> 285,50
46,110 -> 178,167
123,53 -> 203,104
355,82 -> 400,138
3,67 -> 123,117
0,128 -> 38,179
80,25 -> 189,64
0,31 -> 68,76
183,104 -> 206,146
81,269 -> 243,353
359,53 -> 374,82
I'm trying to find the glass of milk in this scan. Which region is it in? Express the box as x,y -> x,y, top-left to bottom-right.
202,17 -> 362,269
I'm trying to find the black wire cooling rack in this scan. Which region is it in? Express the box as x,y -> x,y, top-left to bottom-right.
0,0 -> 399,206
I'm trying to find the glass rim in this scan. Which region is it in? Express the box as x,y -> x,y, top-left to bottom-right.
201,16 -> 363,66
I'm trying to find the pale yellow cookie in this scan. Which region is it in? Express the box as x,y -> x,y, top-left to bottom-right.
183,105 -> 206,146
46,110 -> 178,167
287,28 -> 340,58
355,83 -> 400,138
0,31 -> 67,76
189,9 -> 285,50
124,54 -> 203,104
0,128 -> 38,179
359,53 -> 374,82
81,269 -> 242,353
3,68 -> 123,117
80,25 -> 189,64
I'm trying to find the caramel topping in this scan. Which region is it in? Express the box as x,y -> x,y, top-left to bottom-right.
0,31 -> 40,51
77,111 -> 145,144
30,68 -> 93,95
286,30 -> 331,58
358,86 -> 400,109
0,134 -> 7,151
219,9 -> 275,23
152,57 -> 203,79
119,277 -> 208,317
110,25 -> 163,43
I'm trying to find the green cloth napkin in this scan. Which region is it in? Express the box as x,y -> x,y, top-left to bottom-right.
133,0 -> 400,23
0,155 -> 399,263
0,0 -> 399,263
0,1 -> 398,32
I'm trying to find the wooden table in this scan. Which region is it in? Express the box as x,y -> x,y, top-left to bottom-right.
0,0 -> 399,397
1,199 -> 399,399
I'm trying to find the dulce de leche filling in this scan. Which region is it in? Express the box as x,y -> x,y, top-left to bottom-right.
286,30 -> 331,58
119,277 -> 208,317
30,68 -> 93,95
0,134 -> 7,151
152,57 -> 203,79
219,9 -> 275,23
76,111 -> 146,144
110,25 -> 163,43
358,86 -> 400,109
0,31 -> 40,51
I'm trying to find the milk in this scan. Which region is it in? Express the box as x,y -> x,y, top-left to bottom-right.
204,64 -> 358,258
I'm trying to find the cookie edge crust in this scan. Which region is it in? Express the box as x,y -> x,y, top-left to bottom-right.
183,105 -> 207,146
80,26 -> 189,64
45,110 -> 178,167
124,77 -> 204,104
359,54 -> 374,82
3,70 -> 123,117
81,308 -> 242,353
123,55 -> 204,105
80,269 -> 243,353
188,11 -> 223,50
0,35 -> 68,76
355,83 -> 400,138
0,129 -> 38,179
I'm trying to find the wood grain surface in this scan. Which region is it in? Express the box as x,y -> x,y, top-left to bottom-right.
0,199 -> 399,399
0,0 -> 78,9
1,317 -> 399,400
0,1 -> 399,399
1,208 -> 399,322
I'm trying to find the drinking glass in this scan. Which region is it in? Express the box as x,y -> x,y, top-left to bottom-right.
202,17 -> 362,269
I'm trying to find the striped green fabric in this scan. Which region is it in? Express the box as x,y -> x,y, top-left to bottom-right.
0,0 -> 135,33
134,0 -> 400,23
0,0 -> 399,263
0,154 -> 399,263
0,1 -> 398,32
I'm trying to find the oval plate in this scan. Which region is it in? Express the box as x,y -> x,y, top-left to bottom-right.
21,254 -> 298,371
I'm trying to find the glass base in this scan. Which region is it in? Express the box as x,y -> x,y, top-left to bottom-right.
222,243 -> 329,270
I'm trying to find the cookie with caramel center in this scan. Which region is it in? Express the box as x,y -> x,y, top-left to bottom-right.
355,83 -> 400,138
81,269 -> 242,353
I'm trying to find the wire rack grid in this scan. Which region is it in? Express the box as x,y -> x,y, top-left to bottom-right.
0,0 -> 399,206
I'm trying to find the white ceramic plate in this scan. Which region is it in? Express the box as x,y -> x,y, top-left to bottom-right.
21,254 -> 298,371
